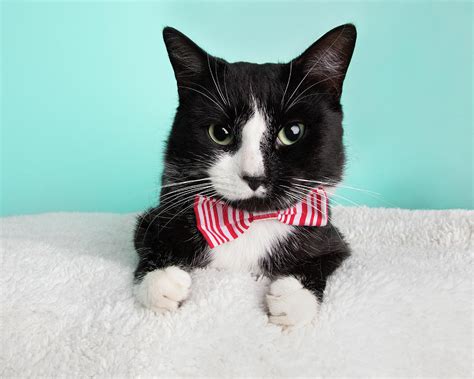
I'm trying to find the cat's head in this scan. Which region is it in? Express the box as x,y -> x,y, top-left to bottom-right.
161,25 -> 356,212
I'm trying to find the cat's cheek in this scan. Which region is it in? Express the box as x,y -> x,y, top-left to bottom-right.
207,154 -> 255,201
266,276 -> 320,330
134,266 -> 191,313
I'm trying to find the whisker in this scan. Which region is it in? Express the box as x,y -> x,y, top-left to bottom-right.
160,183 -> 214,203
214,58 -> 228,106
285,74 -> 344,111
284,25 -> 348,107
280,60 -> 293,109
158,188 -> 218,230
207,54 -> 228,107
285,92 -> 332,111
178,85 -> 229,117
223,65 -> 231,106
281,185 -> 347,246
158,188 -> 212,218
292,182 -> 364,208
292,177 -> 396,207
142,187 -> 216,242
161,177 -> 211,189
186,81 -> 221,105
293,177 -> 380,196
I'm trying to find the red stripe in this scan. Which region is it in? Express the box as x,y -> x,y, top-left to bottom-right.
239,210 -> 250,229
315,192 -> 322,226
195,196 -> 215,248
204,199 -> 223,245
201,198 -> 218,247
300,198 -> 308,225
321,187 -> 329,225
314,191 -> 320,225
201,199 -> 213,243
223,206 -> 238,239
207,200 -> 225,244
288,205 -> 297,224
252,212 -> 278,221
278,212 -> 287,224
308,192 -> 315,225
310,193 -> 315,225
283,209 -> 293,224
232,208 -> 244,233
211,201 -> 229,242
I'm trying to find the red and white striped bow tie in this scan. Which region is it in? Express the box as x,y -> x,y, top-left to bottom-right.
193,187 -> 329,248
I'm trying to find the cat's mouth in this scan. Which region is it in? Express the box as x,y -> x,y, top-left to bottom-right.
211,183 -> 294,213
209,174 -> 268,202
209,178 -> 284,213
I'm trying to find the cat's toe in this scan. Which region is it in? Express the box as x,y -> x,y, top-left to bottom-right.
134,266 -> 191,313
266,276 -> 319,330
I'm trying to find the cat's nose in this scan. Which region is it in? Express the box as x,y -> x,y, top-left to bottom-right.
242,175 -> 265,191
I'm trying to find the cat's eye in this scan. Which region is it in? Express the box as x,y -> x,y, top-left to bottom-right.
208,124 -> 233,145
277,123 -> 305,146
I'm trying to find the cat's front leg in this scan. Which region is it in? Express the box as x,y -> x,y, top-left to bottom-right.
265,229 -> 350,329
266,276 -> 320,329
133,207 -> 206,313
134,266 -> 192,313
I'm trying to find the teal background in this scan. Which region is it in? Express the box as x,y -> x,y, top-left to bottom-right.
1,1 -> 472,216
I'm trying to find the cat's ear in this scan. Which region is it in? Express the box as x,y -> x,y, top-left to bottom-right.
294,24 -> 356,98
163,27 -> 208,83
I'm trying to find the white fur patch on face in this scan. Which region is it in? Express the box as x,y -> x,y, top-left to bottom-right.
239,107 -> 266,177
208,104 -> 267,201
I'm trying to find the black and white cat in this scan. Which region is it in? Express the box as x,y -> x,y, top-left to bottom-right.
134,24 -> 356,329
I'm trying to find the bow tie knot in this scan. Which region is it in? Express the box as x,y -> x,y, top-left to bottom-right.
194,187 -> 328,248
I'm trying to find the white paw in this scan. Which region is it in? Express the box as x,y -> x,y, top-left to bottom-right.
266,276 -> 320,330
134,266 -> 191,313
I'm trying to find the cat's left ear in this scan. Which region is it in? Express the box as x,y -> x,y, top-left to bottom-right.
294,24 -> 357,99
163,27 -> 209,84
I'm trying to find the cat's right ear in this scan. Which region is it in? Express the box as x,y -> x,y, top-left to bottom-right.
163,27 -> 208,84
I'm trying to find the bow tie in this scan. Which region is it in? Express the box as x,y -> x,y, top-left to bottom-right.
193,187 -> 328,248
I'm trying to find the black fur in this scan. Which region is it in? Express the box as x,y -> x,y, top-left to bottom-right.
134,25 -> 356,301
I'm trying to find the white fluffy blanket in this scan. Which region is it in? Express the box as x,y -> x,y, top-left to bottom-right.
1,208 -> 472,377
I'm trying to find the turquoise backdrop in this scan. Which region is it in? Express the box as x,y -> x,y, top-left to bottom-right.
1,1 -> 472,216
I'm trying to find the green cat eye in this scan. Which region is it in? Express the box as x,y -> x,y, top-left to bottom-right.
277,123 -> 305,146
208,124 -> 233,145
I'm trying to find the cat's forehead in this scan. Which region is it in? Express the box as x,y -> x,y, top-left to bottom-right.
223,62 -> 286,121
231,61 -> 282,75
227,62 -> 284,91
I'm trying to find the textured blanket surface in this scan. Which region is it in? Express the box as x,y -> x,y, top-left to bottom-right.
1,208 -> 472,377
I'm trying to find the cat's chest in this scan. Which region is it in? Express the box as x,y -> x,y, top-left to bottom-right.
206,219 -> 294,274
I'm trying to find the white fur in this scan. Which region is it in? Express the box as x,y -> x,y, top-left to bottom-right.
267,276 -> 320,330
134,266 -> 191,313
238,107 -> 266,178
208,105 -> 267,200
209,219 -> 294,274
2,209 -> 472,376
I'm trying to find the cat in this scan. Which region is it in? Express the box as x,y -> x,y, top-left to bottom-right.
134,24 -> 356,329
